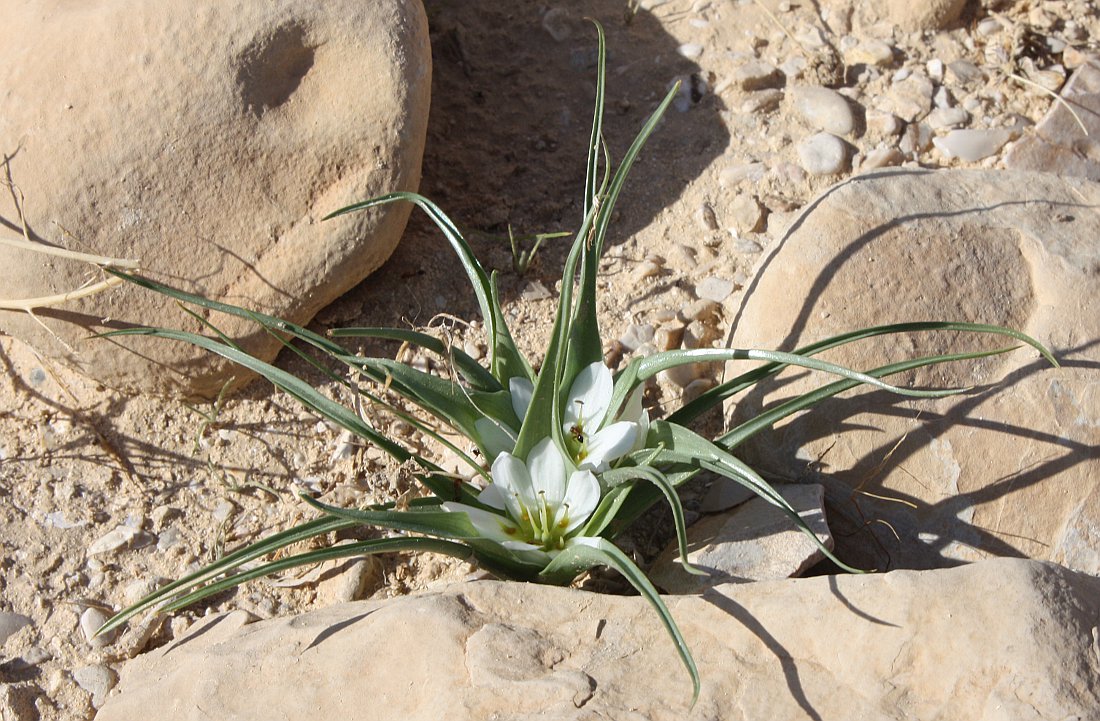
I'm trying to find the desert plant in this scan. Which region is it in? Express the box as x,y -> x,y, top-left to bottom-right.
97,23 -> 1055,703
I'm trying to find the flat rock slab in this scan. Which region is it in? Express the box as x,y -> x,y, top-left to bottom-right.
1005,62 -> 1100,180
726,169 -> 1100,573
650,484 -> 832,594
96,559 -> 1099,720
0,0 -> 431,397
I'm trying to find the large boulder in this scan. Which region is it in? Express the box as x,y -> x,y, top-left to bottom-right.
95,560 -> 1100,720
725,169 -> 1100,573
0,0 -> 431,398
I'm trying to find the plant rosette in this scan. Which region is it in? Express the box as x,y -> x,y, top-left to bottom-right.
97,22 -> 1056,704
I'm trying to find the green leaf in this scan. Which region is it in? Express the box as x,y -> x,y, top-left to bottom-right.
718,345 -> 1019,451
324,192 -> 531,384
670,321 -> 1058,424
599,464 -> 704,576
301,496 -> 482,539
541,538 -> 700,705
329,326 -> 500,392
162,537 -> 475,613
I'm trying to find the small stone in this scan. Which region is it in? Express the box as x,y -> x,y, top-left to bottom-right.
727,194 -> 765,235
866,110 -> 904,136
88,525 -> 153,556
899,122 -> 934,156
80,607 -> 116,648
212,499 -> 237,524
317,557 -> 382,604
927,106 -> 969,130
741,88 -> 783,114
619,324 -> 655,352
933,128 -> 1013,161
696,276 -> 735,303
882,73 -> 934,121
0,613 -> 32,646
976,17 -> 1003,36
540,7 -> 575,42
946,60 -> 985,86
22,646 -> 52,665
683,320 -> 720,350
681,377 -> 715,404
790,86 -> 856,136
796,132 -> 850,175
844,38 -> 894,67
860,146 -> 905,171
1062,47 -> 1095,70
519,280 -> 553,301
697,202 -> 719,231
149,505 -> 181,531
649,484 -> 833,593
683,299 -> 720,324
634,257 -> 663,281
655,325 -> 685,351
731,60 -> 783,91
72,664 -> 118,709
677,43 -> 703,59
926,58 -> 945,83
658,363 -> 704,389
719,162 -> 767,186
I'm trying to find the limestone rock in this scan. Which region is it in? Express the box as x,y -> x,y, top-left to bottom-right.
1005,63 -> 1100,181
96,560 -> 1100,720
820,0 -> 968,32
0,0 -> 432,398
649,484 -> 833,594
725,169 -> 1100,573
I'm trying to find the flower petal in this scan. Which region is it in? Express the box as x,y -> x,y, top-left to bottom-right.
509,377 -> 534,423
527,437 -> 567,505
578,421 -> 637,472
565,362 -> 613,431
559,470 -> 600,534
491,452 -> 535,523
441,502 -> 520,542
477,483 -> 508,511
474,417 -> 517,461
622,384 -> 651,452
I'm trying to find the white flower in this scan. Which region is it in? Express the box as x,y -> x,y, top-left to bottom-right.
472,376 -> 536,462
563,362 -> 641,471
442,437 -> 600,559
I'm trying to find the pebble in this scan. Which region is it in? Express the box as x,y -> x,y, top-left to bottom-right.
727,194 -> 765,235
697,202 -> 719,231
899,122 -> 934,156
926,106 -> 969,130
741,89 -> 783,114
540,7 -> 575,42
731,60 -> 783,91
796,132 -> 850,175
926,58 -> 945,83
882,73 -> 934,121
695,276 -> 735,303
790,86 -> 856,136
79,607 -> 116,648
72,664 -> 118,709
22,646 -> 52,665
677,43 -> 704,59
87,525 -> 153,555
634,257 -> 664,281
150,505 -> 181,530
519,280 -> 553,301
655,325 -> 684,351
719,162 -> 766,187
684,320 -> 720,350
212,499 -> 237,524
844,38 -> 894,67
619,324 -> 655,352
683,299 -> 720,324
658,363 -> 704,389
700,477 -> 756,513
946,60 -> 985,87
859,146 -> 905,171
866,110 -> 903,136
933,128 -> 1013,161
0,613 -> 32,646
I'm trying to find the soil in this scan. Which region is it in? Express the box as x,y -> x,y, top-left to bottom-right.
1,0 -> 1095,718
